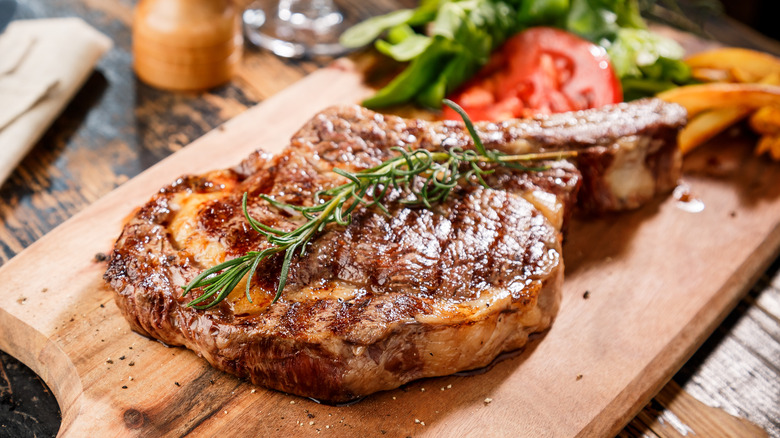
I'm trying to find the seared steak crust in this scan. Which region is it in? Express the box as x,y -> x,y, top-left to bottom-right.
105,100 -> 683,402
290,98 -> 685,212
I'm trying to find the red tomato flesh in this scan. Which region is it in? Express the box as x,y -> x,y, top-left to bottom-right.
443,27 -> 622,122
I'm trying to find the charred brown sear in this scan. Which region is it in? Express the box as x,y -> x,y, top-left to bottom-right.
105,100 -> 685,402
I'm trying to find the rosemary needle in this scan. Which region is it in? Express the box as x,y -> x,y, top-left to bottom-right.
182,100 -> 577,310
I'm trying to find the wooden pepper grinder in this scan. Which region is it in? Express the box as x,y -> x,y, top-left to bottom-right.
132,0 -> 243,91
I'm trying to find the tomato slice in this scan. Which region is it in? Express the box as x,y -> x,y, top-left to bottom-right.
443,27 -> 622,121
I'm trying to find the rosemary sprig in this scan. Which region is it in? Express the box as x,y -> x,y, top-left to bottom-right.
182,100 -> 577,310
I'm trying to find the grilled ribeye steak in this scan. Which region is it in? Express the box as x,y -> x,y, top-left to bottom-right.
291,98 -> 685,212
105,99 -> 685,402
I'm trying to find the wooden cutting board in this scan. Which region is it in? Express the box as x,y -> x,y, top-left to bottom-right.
1,60 -> 779,437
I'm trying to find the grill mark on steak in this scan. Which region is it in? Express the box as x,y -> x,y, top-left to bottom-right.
328,296 -> 375,337
105,99 -> 685,402
280,185 -> 558,300
290,99 -> 685,211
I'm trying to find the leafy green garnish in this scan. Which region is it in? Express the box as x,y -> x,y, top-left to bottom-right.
517,0 -> 569,27
607,28 -> 684,77
343,0 -> 519,109
606,27 -> 694,100
341,0 -> 695,108
339,9 -> 416,49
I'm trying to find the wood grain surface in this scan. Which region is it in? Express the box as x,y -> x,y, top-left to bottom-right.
1,0 -> 779,437
0,54 -> 778,438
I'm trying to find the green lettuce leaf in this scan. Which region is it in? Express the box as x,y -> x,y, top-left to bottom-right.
345,0 -> 691,108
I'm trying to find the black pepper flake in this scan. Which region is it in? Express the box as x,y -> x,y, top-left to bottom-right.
307,413 -> 315,419
129,362 -> 135,366
175,382 -> 180,387
583,291 -> 590,299
122,385 -> 128,389
210,379 -> 215,385
106,359 -> 114,364
381,431 -> 387,435
576,374 -> 583,381
119,356 -> 126,360
730,211 -> 737,218
94,252 -> 108,262
100,304 -> 105,308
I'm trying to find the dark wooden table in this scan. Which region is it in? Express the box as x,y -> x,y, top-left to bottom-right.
1,1 -> 778,437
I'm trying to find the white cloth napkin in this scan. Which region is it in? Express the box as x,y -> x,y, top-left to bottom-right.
0,17 -> 112,185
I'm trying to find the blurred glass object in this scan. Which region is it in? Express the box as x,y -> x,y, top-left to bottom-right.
243,0 -> 348,58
